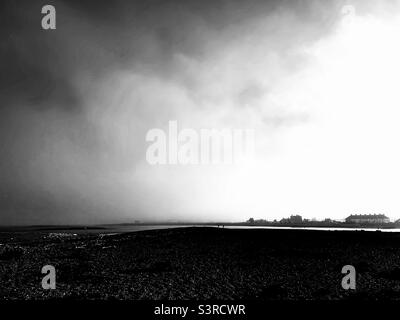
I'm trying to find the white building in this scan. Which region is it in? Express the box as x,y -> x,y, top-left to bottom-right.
345,214 -> 390,224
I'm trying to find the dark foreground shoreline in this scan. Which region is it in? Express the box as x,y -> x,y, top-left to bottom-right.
1,227 -> 400,300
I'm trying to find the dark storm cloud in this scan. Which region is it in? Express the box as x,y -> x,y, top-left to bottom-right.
0,1 -> 78,112
0,0 -> 351,224
0,0 -> 341,110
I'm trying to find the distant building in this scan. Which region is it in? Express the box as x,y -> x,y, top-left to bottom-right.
279,215 -> 303,224
289,215 -> 302,223
345,214 -> 390,224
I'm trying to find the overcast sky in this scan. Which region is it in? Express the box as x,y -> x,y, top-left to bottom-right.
1,0 -> 400,224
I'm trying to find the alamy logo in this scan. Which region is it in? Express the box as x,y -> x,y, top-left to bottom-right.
41,5 -> 56,30
146,121 -> 255,165
341,265 -> 356,290
41,265 -> 56,289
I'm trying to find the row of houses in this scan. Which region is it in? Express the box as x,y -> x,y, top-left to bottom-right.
345,214 -> 390,224
247,214 -> 392,225
284,214 -> 392,224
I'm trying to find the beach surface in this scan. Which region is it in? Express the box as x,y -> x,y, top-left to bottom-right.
1,227 -> 400,300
